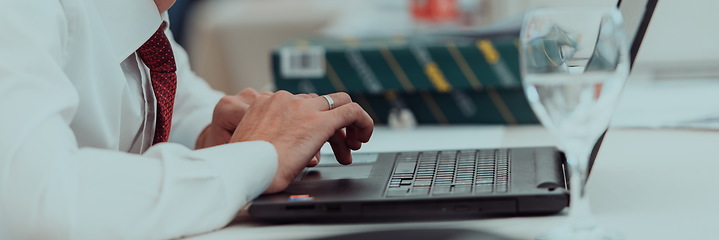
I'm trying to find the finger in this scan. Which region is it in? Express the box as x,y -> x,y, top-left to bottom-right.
237,89 -> 262,104
328,129 -> 352,165
296,93 -> 315,99
236,91 -> 260,107
214,96 -> 250,130
237,88 -> 259,97
345,127 -> 363,150
217,94 -> 245,107
307,155 -> 319,167
310,92 -> 352,111
306,152 -> 321,167
325,102 -> 374,144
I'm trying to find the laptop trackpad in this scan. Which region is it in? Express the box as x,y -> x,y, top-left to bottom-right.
300,153 -> 378,181
301,165 -> 373,181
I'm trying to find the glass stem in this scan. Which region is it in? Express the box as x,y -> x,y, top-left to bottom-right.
565,145 -> 596,232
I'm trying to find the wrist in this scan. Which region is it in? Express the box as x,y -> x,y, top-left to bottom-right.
196,125 -> 212,149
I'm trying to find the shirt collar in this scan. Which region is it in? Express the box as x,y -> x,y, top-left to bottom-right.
95,0 -> 166,63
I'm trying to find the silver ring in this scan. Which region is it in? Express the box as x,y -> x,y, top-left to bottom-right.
322,95 -> 335,110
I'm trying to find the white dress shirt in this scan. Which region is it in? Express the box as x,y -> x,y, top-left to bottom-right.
0,0 -> 278,239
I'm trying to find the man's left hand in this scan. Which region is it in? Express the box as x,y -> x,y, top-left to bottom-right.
196,88 -> 266,149
197,89 -> 326,167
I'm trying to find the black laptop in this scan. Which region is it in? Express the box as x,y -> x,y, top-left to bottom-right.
249,0 -> 657,222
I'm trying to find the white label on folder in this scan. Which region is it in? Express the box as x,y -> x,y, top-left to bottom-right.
280,46 -> 326,78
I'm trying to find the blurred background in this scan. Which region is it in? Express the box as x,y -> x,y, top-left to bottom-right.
169,0 -> 719,128
171,0 -> 718,93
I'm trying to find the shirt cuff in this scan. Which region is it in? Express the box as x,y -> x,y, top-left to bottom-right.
193,141 -> 278,207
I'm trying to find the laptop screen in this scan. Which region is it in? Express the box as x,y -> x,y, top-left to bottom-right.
617,0 -> 658,68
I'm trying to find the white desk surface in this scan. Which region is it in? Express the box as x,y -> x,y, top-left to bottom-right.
188,126 -> 719,240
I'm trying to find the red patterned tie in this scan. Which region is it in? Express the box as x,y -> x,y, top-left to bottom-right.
137,22 -> 177,145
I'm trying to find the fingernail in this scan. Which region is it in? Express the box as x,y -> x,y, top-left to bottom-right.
310,156 -> 318,164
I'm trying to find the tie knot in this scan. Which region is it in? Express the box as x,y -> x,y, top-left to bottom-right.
137,22 -> 177,73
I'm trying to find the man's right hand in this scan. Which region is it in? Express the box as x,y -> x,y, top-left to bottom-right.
229,91 -> 374,194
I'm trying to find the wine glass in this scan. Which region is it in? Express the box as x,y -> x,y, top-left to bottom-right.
519,7 -> 629,240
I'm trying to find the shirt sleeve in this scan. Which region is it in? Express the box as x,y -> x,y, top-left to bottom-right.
0,2 -> 277,239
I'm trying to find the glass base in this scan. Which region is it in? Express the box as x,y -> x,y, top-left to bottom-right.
536,225 -> 624,240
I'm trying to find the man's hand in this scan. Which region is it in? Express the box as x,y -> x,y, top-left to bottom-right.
196,88 -> 266,149
230,91 -> 374,194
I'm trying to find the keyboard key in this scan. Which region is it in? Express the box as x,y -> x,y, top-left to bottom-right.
409,188 -> 430,196
432,186 -> 452,195
414,180 -> 432,187
417,175 -> 434,179
386,187 -> 410,197
394,162 -> 417,174
474,185 -> 493,193
475,179 -> 494,185
395,175 -> 414,180
385,150 -> 511,198
455,180 -> 473,185
453,186 -> 472,194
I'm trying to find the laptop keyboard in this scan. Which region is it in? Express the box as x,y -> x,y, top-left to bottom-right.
385,149 -> 510,197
